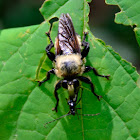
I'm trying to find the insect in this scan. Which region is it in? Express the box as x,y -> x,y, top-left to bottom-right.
38,13 -> 109,116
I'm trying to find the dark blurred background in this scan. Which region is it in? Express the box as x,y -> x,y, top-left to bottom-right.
0,0 -> 140,73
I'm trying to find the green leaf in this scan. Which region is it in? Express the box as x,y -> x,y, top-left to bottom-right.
105,0 -> 140,46
0,0 -> 140,140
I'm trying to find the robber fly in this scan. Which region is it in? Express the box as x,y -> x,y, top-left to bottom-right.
38,13 -> 109,117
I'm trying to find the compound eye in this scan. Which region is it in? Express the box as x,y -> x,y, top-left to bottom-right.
62,80 -> 68,89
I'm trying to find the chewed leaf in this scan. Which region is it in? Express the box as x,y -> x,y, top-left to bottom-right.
105,0 -> 140,46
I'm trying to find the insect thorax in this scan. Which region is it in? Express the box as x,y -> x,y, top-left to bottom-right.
55,54 -> 85,78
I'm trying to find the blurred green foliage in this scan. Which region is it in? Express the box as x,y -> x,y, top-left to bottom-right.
0,0 -> 43,29
89,1 -> 140,71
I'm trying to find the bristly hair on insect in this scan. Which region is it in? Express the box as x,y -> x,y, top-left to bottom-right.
38,13 -> 109,123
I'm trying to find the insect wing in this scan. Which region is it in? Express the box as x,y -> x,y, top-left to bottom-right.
57,13 -> 81,55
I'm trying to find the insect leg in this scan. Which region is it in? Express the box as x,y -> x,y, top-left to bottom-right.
53,79 -> 67,112
38,69 -> 55,86
45,33 -> 55,61
77,76 -> 102,101
52,80 -> 63,112
45,17 -> 59,62
62,79 -> 80,104
84,66 -> 110,80
61,80 -> 69,101
82,32 -> 88,42
81,32 -> 90,59
73,79 -> 80,102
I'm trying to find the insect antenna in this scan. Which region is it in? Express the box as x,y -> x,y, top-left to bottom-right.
44,112 -> 71,128
76,107 -> 100,118
44,112 -> 100,127
47,17 -> 59,34
77,113 -> 100,116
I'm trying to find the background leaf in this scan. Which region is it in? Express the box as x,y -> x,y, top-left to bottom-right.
0,0 -> 140,140
105,0 -> 140,46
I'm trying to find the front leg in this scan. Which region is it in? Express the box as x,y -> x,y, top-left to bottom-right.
81,32 -> 90,59
52,80 -> 62,112
84,66 -> 110,80
38,69 -> 55,86
77,76 -> 102,101
52,80 -> 68,112
73,79 -> 80,102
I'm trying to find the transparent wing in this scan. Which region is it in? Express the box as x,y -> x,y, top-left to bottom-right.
56,13 -> 81,55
